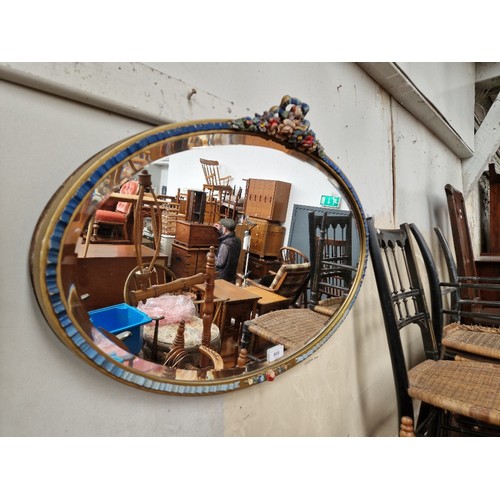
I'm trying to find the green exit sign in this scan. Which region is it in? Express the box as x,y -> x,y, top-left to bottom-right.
320,195 -> 341,208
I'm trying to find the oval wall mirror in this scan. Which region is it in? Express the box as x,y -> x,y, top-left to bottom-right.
30,96 -> 368,395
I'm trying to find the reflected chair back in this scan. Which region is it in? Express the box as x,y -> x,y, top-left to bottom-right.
267,262 -> 311,305
308,211 -> 355,308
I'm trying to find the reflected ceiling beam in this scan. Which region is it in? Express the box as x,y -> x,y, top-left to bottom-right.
463,89 -> 500,198
358,62 -> 473,159
0,62 -> 247,125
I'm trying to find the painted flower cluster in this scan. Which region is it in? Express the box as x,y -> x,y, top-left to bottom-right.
233,95 -> 324,157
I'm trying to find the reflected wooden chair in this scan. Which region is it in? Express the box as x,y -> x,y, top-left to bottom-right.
245,261 -> 311,311
368,217 -> 500,436
280,246 -> 308,265
158,192 -> 182,236
200,158 -> 233,223
409,224 -> 500,364
444,183 -> 500,326
200,158 -> 231,186
123,262 -> 178,305
128,247 -> 223,369
221,186 -> 243,221
91,179 -> 140,243
276,246 -> 309,306
308,211 -> 357,313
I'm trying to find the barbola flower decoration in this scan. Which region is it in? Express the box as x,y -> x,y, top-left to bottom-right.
232,95 -> 325,158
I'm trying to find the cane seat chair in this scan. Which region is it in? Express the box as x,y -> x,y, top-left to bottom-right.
368,217 -> 500,436
240,308 -> 332,357
444,184 -> 500,326
409,224 -> 500,363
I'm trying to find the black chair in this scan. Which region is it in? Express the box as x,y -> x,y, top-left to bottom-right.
368,217 -> 500,436
409,224 -> 500,363
308,211 -> 356,311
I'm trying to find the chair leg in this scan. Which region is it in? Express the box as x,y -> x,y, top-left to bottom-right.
399,416 -> 416,437
240,321 -> 253,353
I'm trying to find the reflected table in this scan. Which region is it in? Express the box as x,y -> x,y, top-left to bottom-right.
240,284 -> 290,315
194,279 -> 261,365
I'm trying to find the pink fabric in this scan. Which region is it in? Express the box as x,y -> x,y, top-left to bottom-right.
137,295 -> 196,326
116,180 -> 139,214
95,210 -> 127,223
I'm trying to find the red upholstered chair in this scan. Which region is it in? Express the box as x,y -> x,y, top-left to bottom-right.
92,180 -> 139,243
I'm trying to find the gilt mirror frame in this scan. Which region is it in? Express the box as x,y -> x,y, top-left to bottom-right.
30,96 -> 368,395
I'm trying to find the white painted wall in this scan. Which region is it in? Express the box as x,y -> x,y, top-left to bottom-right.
397,62 -> 475,148
0,62 -> 472,437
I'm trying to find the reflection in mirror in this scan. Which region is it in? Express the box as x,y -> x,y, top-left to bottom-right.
31,96 -> 367,394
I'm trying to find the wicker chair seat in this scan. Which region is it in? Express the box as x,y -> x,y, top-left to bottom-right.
408,359 -> 500,426
246,309 -> 330,351
443,322 -> 500,361
312,296 -> 344,316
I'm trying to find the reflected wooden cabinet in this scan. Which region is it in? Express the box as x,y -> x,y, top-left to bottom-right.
249,218 -> 285,258
244,179 -> 291,223
237,218 -> 285,258
170,243 -> 212,277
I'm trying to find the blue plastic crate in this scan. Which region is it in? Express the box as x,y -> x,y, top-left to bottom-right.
88,303 -> 152,355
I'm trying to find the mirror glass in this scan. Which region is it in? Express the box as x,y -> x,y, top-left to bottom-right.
30,97 -> 368,394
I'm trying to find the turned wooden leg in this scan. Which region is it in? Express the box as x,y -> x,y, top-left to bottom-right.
399,416 -> 416,437
172,320 -> 186,349
237,348 -> 248,368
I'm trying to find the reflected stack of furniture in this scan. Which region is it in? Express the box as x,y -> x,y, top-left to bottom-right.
240,178 -> 292,278
170,220 -> 219,278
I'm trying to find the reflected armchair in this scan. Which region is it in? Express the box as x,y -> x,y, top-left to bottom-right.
92,179 -> 140,243
245,261 -> 311,312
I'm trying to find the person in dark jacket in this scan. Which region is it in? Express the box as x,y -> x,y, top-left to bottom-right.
214,218 -> 241,283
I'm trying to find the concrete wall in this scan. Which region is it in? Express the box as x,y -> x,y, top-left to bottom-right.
0,62 -> 470,437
